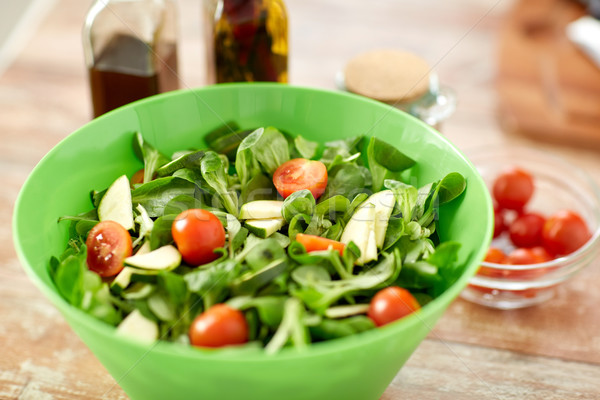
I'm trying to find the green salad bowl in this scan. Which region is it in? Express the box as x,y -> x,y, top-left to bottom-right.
13,83 -> 492,400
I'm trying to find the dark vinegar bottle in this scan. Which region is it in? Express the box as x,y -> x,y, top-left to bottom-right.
83,0 -> 180,118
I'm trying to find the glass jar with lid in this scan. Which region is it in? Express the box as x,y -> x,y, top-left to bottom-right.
338,49 -> 456,130
83,0 -> 180,118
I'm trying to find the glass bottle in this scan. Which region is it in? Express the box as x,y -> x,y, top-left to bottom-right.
209,0 -> 288,83
83,0 -> 180,118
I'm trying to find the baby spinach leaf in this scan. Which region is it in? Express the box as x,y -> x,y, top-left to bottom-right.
315,195 -> 349,221
149,214 -> 176,249
227,296 -> 287,328
288,213 -> 311,240
240,173 -> 276,204
385,179 -> 418,223
265,297 -> 309,354
382,217 -> 405,251
235,128 -> 263,189
293,252 -> 399,313
309,315 -> 375,341
132,132 -> 170,184
231,258 -> 288,296
200,151 -> 239,216
282,190 -> 315,222
244,238 -> 287,271
291,265 -> 332,287
319,136 -> 365,168
156,150 -> 205,177
132,177 -> 196,218
438,172 -> 467,205
294,135 -> 319,159
367,137 -> 415,191
397,261 -> 440,289
184,259 -> 241,309
320,163 -> 366,201
208,128 -> 255,160
252,127 -> 290,175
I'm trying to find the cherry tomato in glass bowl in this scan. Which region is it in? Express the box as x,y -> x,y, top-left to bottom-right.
492,167 -> 534,211
171,209 -> 226,266
367,286 -> 420,327
272,158 -> 328,199
508,212 -> 546,248
86,220 -> 132,277
189,304 -> 248,348
542,210 -> 591,256
493,204 -> 507,238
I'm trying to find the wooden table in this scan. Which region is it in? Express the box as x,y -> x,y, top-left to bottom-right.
2,0 -> 600,398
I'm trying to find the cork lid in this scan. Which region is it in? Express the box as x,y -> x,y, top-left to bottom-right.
344,49 -> 431,103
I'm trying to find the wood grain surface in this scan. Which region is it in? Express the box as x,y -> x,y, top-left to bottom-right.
2,0 -> 600,399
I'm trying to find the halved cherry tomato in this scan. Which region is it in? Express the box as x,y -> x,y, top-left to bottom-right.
509,212 -> 546,248
86,220 -> 132,277
171,209 -> 225,266
130,168 -> 145,187
189,304 -> 248,348
295,233 -> 345,256
272,158 -> 328,199
367,286 -> 420,327
542,210 -> 591,256
492,167 -> 534,211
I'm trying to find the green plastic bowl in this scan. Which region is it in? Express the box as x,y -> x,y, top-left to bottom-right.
13,83 -> 492,400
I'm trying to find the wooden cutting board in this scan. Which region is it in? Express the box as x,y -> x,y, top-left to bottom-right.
496,0 -> 600,149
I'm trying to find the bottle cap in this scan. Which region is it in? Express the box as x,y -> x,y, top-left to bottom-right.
344,49 -> 431,104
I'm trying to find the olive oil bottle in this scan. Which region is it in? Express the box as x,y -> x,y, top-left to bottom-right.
210,0 -> 288,83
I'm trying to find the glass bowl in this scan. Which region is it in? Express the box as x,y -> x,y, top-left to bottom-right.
461,146 -> 600,309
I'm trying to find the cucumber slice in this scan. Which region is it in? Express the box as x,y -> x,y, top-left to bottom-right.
110,267 -> 135,294
98,174 -> 134,230
239,200 -> 284,220
116,309 -> 159,343
340,202 -> 375,264
367,190 -> 395,248
324,304 -> 370,319
124,245 -> 181,270
245,218 -> 286,238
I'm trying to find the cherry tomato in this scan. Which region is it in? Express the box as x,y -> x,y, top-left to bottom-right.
509,212 -> 546,248
506,247 -> 545,265
493,204 -> 506,238
272,158 -> 328,199
189,304 -> 248,348
130,168 -> 145,187
542,210 -> 591,256
171,209 -> 226,266
492,167 -> 534,211
477,248 -> 507,278
530,246 -> 553,263
485,247 -> 507,264
295,233 -> 345,256
367,286 -> 420,327
86,220 -> 132,277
